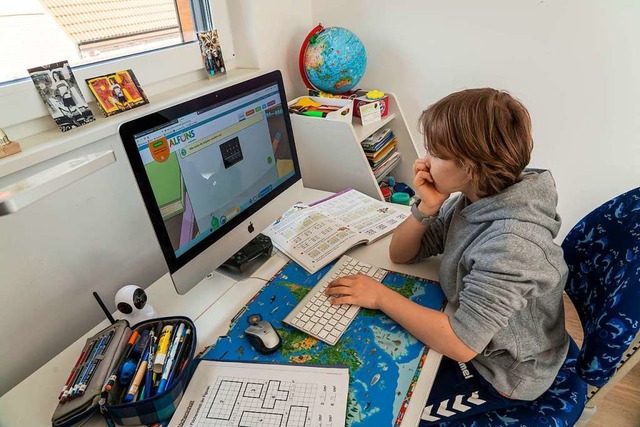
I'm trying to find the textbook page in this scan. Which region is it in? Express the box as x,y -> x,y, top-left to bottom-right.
311,189 -> 408,244
168,361 -> 349,427
264,205 -> 364,274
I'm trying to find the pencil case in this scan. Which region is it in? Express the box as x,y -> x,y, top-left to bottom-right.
51,316 -> 197,427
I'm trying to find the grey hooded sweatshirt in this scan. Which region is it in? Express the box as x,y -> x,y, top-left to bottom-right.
412,170 -> 569,400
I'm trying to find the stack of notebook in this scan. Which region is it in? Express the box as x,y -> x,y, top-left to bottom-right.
361,128 -> 402,181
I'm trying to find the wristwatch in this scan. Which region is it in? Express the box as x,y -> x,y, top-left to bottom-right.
411,199 -> 439,224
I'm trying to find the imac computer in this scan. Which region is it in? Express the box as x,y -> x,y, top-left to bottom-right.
119,70 -> 302,294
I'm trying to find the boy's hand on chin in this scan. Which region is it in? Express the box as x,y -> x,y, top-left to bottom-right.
414,169 -> 449,214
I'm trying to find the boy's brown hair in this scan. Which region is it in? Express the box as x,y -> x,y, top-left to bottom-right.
419,88 -> 533,198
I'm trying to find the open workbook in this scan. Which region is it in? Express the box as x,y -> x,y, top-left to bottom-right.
263,188 -> 409,274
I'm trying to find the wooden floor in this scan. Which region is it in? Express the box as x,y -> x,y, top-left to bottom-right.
563,294 -> 640,426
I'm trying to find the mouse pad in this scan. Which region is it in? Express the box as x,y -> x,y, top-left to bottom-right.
202,260 -> 446,427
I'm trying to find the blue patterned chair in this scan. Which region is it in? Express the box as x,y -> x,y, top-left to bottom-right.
433,187 -> 640,426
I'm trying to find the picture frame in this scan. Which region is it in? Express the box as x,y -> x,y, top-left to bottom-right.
197,29 -> 226,78
28,60 -> 95,132
86,70 -> 149,117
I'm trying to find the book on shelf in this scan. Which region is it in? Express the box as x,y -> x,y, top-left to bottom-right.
362,127 -> 402,181
374,152 -> 402,181
263,188 -> 408,274
368,142 -> 397,167
361,127 -> 394,152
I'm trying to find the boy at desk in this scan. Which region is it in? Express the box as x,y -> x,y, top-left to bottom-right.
326,89 -> 569,424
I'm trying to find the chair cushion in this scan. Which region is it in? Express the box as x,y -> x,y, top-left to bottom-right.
437,338 -> 587,426
562,187 -> 640,386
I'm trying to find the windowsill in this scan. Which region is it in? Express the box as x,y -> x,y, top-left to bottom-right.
0,68 -> 264,179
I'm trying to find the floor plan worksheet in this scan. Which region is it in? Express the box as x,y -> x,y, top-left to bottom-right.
169,361 -> 349,427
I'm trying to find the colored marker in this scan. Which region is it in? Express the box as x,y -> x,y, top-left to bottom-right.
153,325 -> 174,374
68,334 -> 107,399
300,110 -> 327,117
78,331 -> 114,395
59,339 -> 93,401
156,323 -> 185,394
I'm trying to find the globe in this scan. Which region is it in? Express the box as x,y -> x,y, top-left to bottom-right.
299,25 -> 367,94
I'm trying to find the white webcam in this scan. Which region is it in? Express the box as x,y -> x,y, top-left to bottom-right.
115,284 -> 156,324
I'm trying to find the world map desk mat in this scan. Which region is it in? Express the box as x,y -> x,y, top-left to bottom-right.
202,260 -> 446,426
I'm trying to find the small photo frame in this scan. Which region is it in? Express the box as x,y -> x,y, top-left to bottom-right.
86,70 -> 149,117
28,60 -> 95,132
197,29 -> 226,78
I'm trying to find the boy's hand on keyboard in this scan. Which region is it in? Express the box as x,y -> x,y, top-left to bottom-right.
325,274 -> 387,310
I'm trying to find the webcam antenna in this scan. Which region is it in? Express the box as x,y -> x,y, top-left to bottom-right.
93,291 -> 116,324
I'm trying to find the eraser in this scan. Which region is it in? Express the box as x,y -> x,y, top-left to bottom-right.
119,360 -> 137,385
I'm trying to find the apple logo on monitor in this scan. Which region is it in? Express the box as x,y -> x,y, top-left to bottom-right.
248,222 -> 255,233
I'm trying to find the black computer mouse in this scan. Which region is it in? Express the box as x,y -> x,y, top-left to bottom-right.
244,320 -> 282,354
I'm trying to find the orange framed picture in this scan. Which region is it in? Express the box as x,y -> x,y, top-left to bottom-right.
86,69 -> 149,116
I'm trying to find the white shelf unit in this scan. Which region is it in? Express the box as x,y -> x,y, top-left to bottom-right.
290,93 -> 420,201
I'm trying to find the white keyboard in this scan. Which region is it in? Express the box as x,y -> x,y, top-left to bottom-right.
283,255 -> 388,345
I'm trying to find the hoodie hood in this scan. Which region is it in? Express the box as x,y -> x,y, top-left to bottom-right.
459,170 -> 561,238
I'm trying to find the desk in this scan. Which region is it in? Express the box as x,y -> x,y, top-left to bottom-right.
0,188 -> 447,427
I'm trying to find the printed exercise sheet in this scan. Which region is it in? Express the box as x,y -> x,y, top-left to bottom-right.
168,361 -> 349,427
309,188 -> 407,242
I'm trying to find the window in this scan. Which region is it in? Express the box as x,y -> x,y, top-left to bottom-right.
0,0 -> 210,84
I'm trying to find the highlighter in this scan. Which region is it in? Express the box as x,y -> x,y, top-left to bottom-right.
153,325 -> 174,373
300,110 -> 327,118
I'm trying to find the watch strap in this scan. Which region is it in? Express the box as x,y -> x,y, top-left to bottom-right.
411,199 -> 439,224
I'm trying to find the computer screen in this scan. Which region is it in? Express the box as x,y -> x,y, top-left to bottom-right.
120,70 -> 302,294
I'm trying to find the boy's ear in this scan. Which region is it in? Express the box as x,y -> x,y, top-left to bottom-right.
464,162 -> 475,182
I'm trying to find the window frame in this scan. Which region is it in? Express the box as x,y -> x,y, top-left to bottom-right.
0,0 -> 235,141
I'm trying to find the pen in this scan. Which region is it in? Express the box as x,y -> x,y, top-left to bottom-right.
145,324 -> 159,397
102,373 -> 117,393
166,328 -> 191,388
156,323 -> 185,394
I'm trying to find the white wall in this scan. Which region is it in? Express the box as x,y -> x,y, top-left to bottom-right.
311,0 -> 640,238
0,0 -> 312,396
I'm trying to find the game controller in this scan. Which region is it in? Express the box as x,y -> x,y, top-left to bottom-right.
222,233 -> 273,272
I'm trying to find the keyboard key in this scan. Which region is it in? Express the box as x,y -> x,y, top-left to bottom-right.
345,305 -> 359,319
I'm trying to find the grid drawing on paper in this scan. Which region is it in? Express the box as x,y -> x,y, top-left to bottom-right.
200,375 -> 317,426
